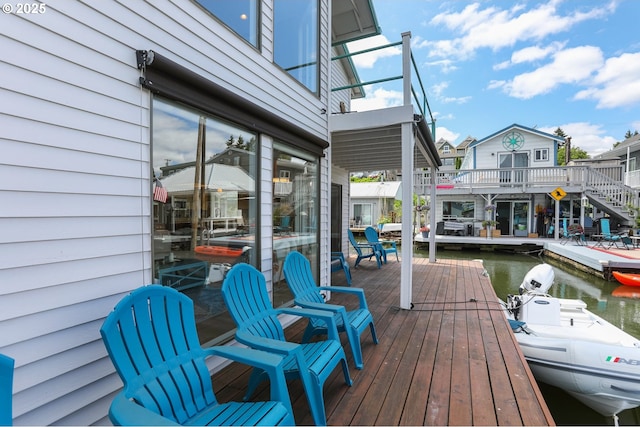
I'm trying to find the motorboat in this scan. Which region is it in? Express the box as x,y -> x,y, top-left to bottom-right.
503,264 -> 640,424
613,271 -> 640,287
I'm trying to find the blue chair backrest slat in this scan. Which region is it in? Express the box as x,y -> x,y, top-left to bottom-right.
283,252 -> 325,305
222,264 -> 287,341
348,230 -> 363,255
364,226 -> 379,243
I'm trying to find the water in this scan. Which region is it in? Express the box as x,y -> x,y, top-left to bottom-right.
414,248 -> 640,426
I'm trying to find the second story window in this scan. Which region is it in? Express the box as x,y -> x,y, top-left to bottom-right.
195,0 -> 259,47
274,0 -> 319,93
534,148 -> 549,161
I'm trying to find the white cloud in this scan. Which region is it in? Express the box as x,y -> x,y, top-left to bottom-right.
429,81 -> 471,104
424,1 -> 615,61
494,41 -> 567,70
539,122 -> 617,157
435,126 -> 460,144
500,46 -> 604,98
351,87 -> 403,111
346,35 -> 401,69
574,52 -> 640,108
425,59 -> 458,73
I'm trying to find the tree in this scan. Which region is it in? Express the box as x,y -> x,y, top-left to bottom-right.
624,129 -> 639,140
558,145 -> 589,165
554,127 -> 567,138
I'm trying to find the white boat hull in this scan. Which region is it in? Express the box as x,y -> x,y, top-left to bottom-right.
517,333 -> 640,416
505,264 -> 640,417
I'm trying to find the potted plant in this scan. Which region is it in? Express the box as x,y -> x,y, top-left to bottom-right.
481,220 -> 500,238
377,215 -> 391,233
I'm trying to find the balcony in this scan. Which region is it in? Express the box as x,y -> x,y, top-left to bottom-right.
330,32 -> 440,172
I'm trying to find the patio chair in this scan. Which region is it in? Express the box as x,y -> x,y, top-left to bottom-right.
283,251 -> 378,370
100,285 -> 294,426
330,251 -> 352,285
348,229 -> 382,268
364,226 -> 399,264
0,353 -> 14,426
221,263 -> 352,426
600,218 -> 631,249
560,218 -> 586,246
274,216 -> 291,235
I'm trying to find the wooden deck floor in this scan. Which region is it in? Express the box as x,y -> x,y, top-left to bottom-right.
212,256 -> 555,426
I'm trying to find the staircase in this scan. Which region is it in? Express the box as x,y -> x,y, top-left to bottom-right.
585,168 -> 638,226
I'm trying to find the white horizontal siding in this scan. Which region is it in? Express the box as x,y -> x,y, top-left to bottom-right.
1,1 -> 150,423
1,0 -> 332,424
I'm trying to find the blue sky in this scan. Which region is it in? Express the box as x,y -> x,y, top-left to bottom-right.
348,0 -> 640,157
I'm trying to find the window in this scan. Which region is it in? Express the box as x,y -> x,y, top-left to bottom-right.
442,145 -> 450,154
152,97 -> 257,345
272,142 -> 319,307
442,201 -> 475,219
195,0 -> 259,47
534,148 -> 549,161
352,203 -> 373,226
274,0 -> 319,93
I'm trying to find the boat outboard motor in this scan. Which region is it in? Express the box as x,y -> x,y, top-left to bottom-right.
519,264 -> 554,295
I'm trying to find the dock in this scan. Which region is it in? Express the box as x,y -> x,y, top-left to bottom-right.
211,257 -> 555,426
412,234 -> 640,279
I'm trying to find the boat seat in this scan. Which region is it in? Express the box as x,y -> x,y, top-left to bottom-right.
559,300 -> 587,310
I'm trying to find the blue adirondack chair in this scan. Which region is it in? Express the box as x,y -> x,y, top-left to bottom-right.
100,285 -> 294,426
283,251 -> 378,370
0,353 -> 14,426
364,226 -> 398,264
221,263 -> 352,426
600,218 -> 631,249
348,229 -> 382,268
330,251 -> 352,285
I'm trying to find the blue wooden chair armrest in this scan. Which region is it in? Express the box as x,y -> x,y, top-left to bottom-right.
205,347 -> 292,414
235,332 -> 299,356
278,307 -> 342,341
317,286 -> 369,309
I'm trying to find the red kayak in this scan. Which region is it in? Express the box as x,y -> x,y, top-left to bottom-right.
612,271 -> 640,287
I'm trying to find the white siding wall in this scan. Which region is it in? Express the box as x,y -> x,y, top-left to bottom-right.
475,132 -> 556,169
0,0 -> 332,424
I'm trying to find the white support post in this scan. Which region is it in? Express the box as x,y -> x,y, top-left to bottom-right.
400,121 -> 414,310
400,31 -> 413,310
429,165 -> 437,262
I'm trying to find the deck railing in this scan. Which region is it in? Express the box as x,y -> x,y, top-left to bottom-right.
332,32 -> 435,133
414,165 -> 639,219
626,169 -> 640,188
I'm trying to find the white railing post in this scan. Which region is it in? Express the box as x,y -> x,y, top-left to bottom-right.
401,32 -> 412,107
